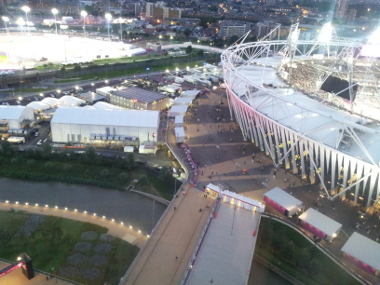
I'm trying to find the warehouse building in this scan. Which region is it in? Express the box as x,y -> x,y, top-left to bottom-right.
109,87 -> 169,111
0,106 -> 35,137
51,107 -> 159,147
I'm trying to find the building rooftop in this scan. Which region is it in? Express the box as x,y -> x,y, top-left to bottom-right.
264,187 -> 303,211
341,232 -> 380,272
298,208 -> 342,237
111,87 -> 167,104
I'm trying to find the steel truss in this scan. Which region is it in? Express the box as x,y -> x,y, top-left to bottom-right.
221,25 -> 380,210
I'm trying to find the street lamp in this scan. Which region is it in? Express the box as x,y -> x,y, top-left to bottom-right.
21,6 -> 30,35
105,13 -> 112,40
2,16 -> 9,37
81,10 -> 87,38
52,8 -> 58,36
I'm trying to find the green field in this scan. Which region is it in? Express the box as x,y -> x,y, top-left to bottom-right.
0,210 -> 139,285
254,218 -> 360,285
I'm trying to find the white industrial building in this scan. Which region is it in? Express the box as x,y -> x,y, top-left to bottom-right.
51,107 -> 159,145
264,187 -> 304,217
0,106 -> 35,130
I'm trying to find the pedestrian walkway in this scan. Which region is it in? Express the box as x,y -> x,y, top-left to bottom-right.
0,202 -> 147,248
122,186 -> 214,285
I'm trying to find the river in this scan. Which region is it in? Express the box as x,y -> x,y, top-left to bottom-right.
0,177 -> 167,234
0,178 -> 293,284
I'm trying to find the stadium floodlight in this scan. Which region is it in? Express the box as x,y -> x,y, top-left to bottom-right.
52,8 -> 58,36
81,10 -> 87,38
318,22 -> 333,44
105,13 -> 112,40
2,16 -> 9,37
16,17 -> 25,36
21,6 -> 30,35
368,26 -> 380,44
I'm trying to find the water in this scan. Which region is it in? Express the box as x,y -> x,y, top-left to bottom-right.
0,178 -> 167,234
0,178 -> 293,284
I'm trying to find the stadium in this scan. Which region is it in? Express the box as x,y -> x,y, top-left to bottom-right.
221,23 -> 380,211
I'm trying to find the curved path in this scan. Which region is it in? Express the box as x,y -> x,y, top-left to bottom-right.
0,202 -> 147,248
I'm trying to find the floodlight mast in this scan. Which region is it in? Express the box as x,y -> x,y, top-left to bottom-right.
16,17 -> 25,36
105,13 -> 112,40
21,6 -> 30,35
81,11 -> 87,38
52,8 -> 58,36
2,16 -> 9,37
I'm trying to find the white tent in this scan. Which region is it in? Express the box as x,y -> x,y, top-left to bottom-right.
341,232 -> 380,275
174,115 -> 184,127
181,89 -> 200,100
174,97 -> 193,106
298,208 -> 342,242
168,105 -> 188,117
174,127 -> 185,143
93,102 -> 123,110
0,106 -> 35,129
264,187 -> 303,217
58,95 -> 85,107
41,97 -> 59,108
27,101 -> 50,112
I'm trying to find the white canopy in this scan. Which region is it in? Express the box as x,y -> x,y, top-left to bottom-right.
41,97 -> 59,108
58,95 -> 85,107
168,105 -> 188,117
27,101 -> 50,111
174,97 -> 193,106
298,208 -> 342,237
93,102 -> 123,110
341,232 -> 380,272
264,187 -> 303,212
222,189 -> 264,212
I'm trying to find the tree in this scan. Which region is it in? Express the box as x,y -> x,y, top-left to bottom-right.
100,168 -> 109,178
197,49 -> 204,57
184,29 -> 192,39
186,45 -> 193,54
125,153 -> 136,170
0,141 -> 15,156
119,172 -> 129,182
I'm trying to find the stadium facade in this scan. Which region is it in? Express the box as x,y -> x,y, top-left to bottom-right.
221,23 -> 380,210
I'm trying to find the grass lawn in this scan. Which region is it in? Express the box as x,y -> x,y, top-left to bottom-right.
0,210 -> 139,285
254,218 -> 360,285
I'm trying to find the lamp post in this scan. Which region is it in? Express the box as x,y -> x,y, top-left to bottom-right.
105,13 -> 112,40
146,67 -> 150,79
119,17 -> 123,42
81,10 -> 87,38
2,16 -> 9,38
21,6 -> 30,35
52,8 -> 58,36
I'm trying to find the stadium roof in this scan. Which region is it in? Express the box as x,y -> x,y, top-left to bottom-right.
264,187 -> 303,211
111,87 -> 166,104
341,232 -> 380,272
298,208 -> 342,236
0,106 -> 34,120
234,56 -> 380,165
51,107 -> 159,128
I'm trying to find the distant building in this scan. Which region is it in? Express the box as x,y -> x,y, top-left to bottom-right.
146,42 -> 162,52
219,21 -> 251,38
146,2 -> 181,19
335,0 -> 349,20
109,87 -> 169,111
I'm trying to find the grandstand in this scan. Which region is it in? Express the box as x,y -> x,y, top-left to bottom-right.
221,23 -> 380,210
